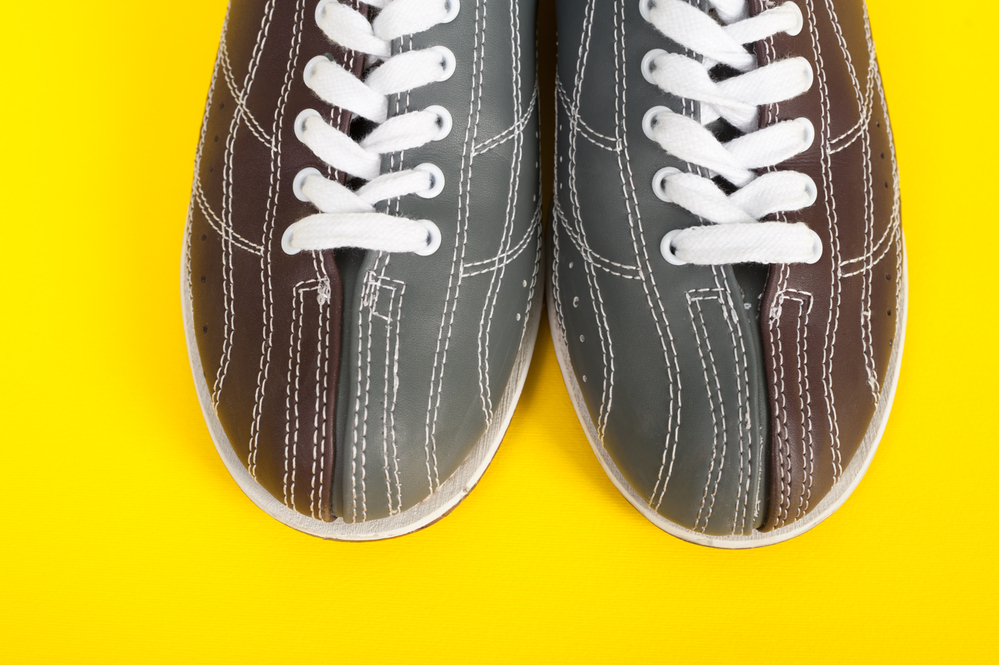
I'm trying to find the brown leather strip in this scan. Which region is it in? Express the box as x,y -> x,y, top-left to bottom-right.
750,0 -> 902,530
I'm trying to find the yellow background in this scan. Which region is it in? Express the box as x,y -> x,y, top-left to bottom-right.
2,0 -> 995,662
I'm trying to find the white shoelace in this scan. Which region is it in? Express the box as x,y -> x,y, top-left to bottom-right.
641,0 -> 822,265
282,0 -> 460,256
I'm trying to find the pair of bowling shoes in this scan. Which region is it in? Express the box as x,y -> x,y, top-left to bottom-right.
182,0 -> 905,546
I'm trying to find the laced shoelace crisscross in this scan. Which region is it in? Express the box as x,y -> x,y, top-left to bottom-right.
282,0 -> 461,257
641,0 -> 823,265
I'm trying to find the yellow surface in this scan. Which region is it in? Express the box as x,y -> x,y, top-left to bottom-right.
1,0 -> 995,662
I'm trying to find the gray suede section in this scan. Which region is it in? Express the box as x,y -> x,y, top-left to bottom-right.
550,0 -> 769,535
336,0 -> 542,522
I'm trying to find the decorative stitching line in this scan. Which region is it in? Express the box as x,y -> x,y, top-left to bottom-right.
553,201 -> 641,279
476,0 -> 526,422
556,79 -> 619,151
605,0 -> 682,512
423,0 -> 488,494
211,0 -> 279,412
461,202 -> 542,277
219,39 -> 275,149
471,85 -> 538,156
248,0 -> 305,477
567,0 -> 617,440
686,289 -> 728,534
193,174 -> 264,255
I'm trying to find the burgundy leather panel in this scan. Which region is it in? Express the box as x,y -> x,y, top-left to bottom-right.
190,0 -> 366,521
750,0 -> 902,530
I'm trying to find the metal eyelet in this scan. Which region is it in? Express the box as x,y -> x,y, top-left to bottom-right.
294,109 -> 322,142
282,225 -> 301,255
642,106 -> 670,141
315,0 -> 331,26
660,229 -> 686,266
415,163 -> 446,198
641,49 -> 667,84
430,46 -> 456,81
424,105 -> 453,140
806,232 -> 823,264
783,1 -> 804,36
293,167 -> 323,202
303,55 -> 328,85
639,0 -> 655,22
442,0 -> 460,23
652,167 -> 679,202
414,220 -> 442,256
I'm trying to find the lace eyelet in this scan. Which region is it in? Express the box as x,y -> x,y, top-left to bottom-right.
783,1 -> 804,36
660,229 -> 687,266
639,0 -> 655,22
424,105 -> 453,140
415,163 -> 446,198
294,109 -> 323,142
642,105 -> 670,141
795,117 -> 816,152
293,167 -> 323,202
282,225 -> 302,255
431,46 -> 456,81
652,167 -> 679,202
442,0 -> 460,23
641,49 -> 667,85
315,0 -> 331,26
806,233 -> 823,264
414,220 -> 442,256
303,55 -> 328,85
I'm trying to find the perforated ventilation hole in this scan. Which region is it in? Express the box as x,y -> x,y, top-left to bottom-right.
442,0 -> 460,23
639,0 -> 654,22
784,2 -> 804,36
304,55 -> 329,84
432,46 -> 456,81
652,167 -> 679,202
282,225 -> 302,255
643,106 -> 670,141
414,220 -> 442,256
415,163 -> 445,198
424,105 -> 453,141
294,109 -> 322,143
201,276 -> 206,283
293,167 -> 323,202
202,326 -> 208,333
641,49 -> 667,84
660,229 -> 686,266
201,235 -> 207,241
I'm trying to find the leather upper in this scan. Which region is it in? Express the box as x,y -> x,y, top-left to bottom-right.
186,0 -> 541,525
751,0 -> 902,530
551,0 -> 770,536
550,0 -> 902,536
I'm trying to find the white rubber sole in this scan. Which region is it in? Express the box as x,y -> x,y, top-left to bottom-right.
182,221 -> 544,540
547,242 -> 908,549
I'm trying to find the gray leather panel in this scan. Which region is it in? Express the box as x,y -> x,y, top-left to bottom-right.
337,0 -> 542,522
551,0 -> 769,535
